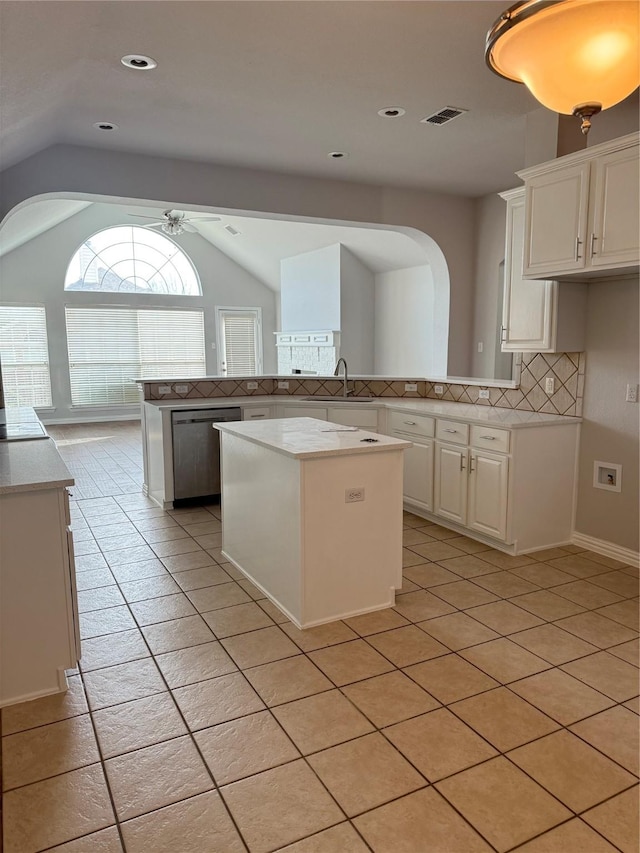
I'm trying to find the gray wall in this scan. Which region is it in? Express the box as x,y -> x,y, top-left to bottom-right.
575,276 -> 639,552
470,192 -> 511,379
339,246 -> 375,375
0,203 -> 277,421
0,144 -> 477,376
280,245 -> 341,332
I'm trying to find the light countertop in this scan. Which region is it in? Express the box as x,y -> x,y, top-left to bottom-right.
0,438 -> 74,495
215,417 -> 411,459
144,396 -> 580,429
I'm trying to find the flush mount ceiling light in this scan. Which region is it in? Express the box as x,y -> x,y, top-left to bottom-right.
121,54 -> 157,70
328,151 -> 349,159
378,107 -> 406,118
92,121 -> 119,131
485,0 -> 640,134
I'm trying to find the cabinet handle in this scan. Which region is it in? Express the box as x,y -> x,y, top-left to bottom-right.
500,325 -> 507,342
460,454 -> 466,471
480,435 -> 496,440
470,455 -> 476,473
575,236 -> 582,261
403,420 -> 417,425
251,414 -> 266,419
590,233 -> 597,256
444,428 -> 457,434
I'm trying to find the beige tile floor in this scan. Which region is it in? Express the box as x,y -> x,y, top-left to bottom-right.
1,421 -> 639,853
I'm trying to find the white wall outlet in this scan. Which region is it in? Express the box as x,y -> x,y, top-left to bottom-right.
246,381 -> 258,390
477,342 -> 483,353
404,383 -> 418,392
175,384 -> 189,394
345,487 -> 365,503
434,385 -> 444,395
158,385 -> 172,395
625,383 -> 638,403
478,389 -> 490,400
544,377 -> 555,395
278,381 -> 290,389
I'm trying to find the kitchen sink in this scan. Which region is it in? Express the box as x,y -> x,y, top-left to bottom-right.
302,396 -> 374,403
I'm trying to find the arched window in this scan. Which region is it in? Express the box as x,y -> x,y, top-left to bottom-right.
64,225 -> 201,295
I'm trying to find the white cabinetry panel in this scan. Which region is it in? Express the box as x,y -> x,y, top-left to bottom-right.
434,443 -> 467,526
468,450 -> 509,541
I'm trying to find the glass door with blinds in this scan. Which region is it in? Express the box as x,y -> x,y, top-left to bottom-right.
216,308 -> 263,376
65,306 -> 206,406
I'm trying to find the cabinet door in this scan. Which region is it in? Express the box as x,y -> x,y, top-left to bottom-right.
403,439 -> 434,511
523,163 -> 590,276
503,193 -> 557,352
434,442 -> 467,525
590,146 -> 640,269
467,451 -> 509,542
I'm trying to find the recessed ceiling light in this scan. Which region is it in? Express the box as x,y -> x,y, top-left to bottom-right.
328,151 -> 349,159
93,121 -> 119,131
377,107 -> 406,118
121,54 -> 157,70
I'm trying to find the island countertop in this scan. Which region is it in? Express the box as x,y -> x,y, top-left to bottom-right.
215,417 -> 411,459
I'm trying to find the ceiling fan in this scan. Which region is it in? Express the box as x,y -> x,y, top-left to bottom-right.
130,209 -> 220,235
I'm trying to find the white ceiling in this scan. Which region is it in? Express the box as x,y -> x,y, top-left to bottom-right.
0,0 -> 541,196
0,200 -> 91,257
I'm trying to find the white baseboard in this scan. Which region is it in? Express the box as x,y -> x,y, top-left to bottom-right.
572,531 -> 640,569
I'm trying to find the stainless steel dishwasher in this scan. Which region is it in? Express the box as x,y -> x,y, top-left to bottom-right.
171,408 -> 242,500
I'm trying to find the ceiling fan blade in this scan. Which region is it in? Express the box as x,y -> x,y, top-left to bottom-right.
130,214 -> 163,220
144,222 -> 164,229
186,216 -> 221,223
182,222 -> 198,233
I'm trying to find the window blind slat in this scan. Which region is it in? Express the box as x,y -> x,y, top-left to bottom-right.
65,307 -> 206,406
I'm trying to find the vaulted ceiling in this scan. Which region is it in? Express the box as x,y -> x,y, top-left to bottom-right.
1,1 -> 540,196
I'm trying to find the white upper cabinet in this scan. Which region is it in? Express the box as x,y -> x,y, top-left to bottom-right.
519,133 -> 639,279
500,187 -> 586,354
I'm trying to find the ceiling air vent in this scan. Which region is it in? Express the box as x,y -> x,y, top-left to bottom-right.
421,106 -> 468,126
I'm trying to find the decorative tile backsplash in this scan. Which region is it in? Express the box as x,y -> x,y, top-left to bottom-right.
142,352 -> 585,417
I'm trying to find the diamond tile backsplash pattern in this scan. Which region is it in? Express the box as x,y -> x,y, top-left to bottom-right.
143,353 -> 585,417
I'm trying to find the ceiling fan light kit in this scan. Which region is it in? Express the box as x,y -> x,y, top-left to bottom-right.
485,0 -> 640,134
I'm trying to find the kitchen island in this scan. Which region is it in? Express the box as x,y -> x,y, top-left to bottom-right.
215,417 -> 411,628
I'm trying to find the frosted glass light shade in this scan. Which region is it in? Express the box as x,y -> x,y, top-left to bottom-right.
486,0 -> 640,115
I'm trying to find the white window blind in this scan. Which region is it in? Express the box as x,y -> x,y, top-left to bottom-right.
0,305 -> 52,407
217,309 -> 262,376
65,307 -> 206,406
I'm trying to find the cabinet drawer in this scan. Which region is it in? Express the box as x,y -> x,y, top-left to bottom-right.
470,425 -> 510,453
243,407 -> 271,420
328,408 -> 378,429
436,419 -> 469,445
388,410 -> 435,439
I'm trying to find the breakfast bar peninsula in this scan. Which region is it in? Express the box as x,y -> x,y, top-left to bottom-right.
215,417 -> 411,628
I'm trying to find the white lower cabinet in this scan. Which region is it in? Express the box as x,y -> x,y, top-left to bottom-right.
467,449 -> 509,541
0,485 -> 80,707
389,408 -> 579,554
434,443 -> 508,540
402,439 -> 434,511
434,443 -> 467,525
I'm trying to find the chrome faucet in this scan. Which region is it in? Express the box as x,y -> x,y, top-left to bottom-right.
334,357 -> 352,397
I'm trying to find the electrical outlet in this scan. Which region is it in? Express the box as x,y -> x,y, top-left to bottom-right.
626,383 -> 638,403
478,389 -> 490,400
175,384 -> 189,394
246,381 -> 258,390
404,383 -> 418,392
278,381 -> 290,389
544,377 -> 555,395
345,487 -> 365,503
434,385 -> 444,395
158,385 -> 172,395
